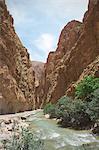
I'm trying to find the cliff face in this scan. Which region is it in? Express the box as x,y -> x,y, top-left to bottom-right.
32,61 -> 44,87
0,0 -> 35,114
66,56 -> 99,97
38,0 -> 99,105
0,0 -> 99,113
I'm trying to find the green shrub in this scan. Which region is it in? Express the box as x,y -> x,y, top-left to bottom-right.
43,103 -> 56,118
56,89 -> 99,128
2,128 -> 44,150
57,97 -> 90,128
75,76 -> 99,99
72,99 -> 88,114
43,96 -> 91,128
87,89 -> 99,121
43,75 -> 99,129
55,96 -> 73,119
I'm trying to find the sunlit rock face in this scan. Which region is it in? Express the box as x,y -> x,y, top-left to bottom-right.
0,0 -> 35,114
38,0 -> 99,105
32,61 -> 44,87
0,0 -> 99,113
66,56 -> 99,97
89,0 -> 98,9
32,61 -> 45,109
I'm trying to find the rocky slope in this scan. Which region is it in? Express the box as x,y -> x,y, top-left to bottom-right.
38,0 -> 99,106
0,0 -> 99,113
0,0 -> 35,114
32,61 -> 44,87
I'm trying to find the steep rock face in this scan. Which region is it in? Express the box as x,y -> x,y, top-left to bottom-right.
32,61 -> 44,87
66,56 -> 99,97
38,21 -> 83,106
39,0 -> 99,105
0,0 -> 35,114
77,56 -> 99,82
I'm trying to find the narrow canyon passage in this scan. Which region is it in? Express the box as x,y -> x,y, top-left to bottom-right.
0,0 -> 99,149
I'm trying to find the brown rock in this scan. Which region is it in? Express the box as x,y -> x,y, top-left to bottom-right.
66,53 -> 99,97
38,0 -> 99,105
0,0 -> 35,114
32,61 -> 44,87
75,56 -> 99,84
92,122 -> 99,135
4,119 -> 12,125
0,0 -> 99,112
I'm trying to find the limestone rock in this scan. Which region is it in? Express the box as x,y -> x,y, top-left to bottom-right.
38,0 -> 99,105
32,61 -> 44,87
0,0 -> 35,114
66,56 -> 99,96
45,114 -> 50,119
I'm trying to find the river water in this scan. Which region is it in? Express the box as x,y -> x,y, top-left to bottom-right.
27,110 -> 99,150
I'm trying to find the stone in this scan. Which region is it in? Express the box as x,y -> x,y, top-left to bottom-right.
0,122 -> 6,127
4,119 -> 12,125
37,0 -> 99,105
0,0 -> 35,114
92,122 -> 99,135
0,0 -> 99,112
21,116 -> 27,120
45,114 -> 50,119
32,61 -> 44,87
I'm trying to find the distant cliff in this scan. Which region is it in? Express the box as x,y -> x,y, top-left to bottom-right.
32,61 -> 44,87
0,0 -> 35,114
38,0 -> 99,106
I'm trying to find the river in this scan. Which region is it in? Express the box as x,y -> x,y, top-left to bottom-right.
26,110 -> 99,150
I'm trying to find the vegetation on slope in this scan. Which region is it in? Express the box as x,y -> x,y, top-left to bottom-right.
44,76 -> 99,130
75,76 -> 99,99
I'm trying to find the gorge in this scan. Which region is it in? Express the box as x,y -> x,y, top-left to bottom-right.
0,0 -> 99,113
0,0 -> 99,149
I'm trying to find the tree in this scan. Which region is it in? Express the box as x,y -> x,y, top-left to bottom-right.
75,76 -> 99,99
43,103 -> 56,118
87,89 -> 99,121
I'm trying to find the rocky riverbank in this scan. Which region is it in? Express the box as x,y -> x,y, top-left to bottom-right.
0,110 -> 99,150
45,114 -> 99,136
0,110 -> 41,149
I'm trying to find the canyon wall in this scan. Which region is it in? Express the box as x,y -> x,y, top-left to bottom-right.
38,0 -> 99,106
0,0 -> 99,113
0,0 -> 35,114
32,61 -> 44,87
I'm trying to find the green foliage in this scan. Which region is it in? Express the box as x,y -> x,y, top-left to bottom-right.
55,96 -> 73,119
43,103 -> 56,118
43,96 -> 90,128
72,99 -> 87,113
56,97 -> 90,128
87,89 -> 99,121
2,128 -> 44,150
75,76 -> 99,99
43,76 -> 99,129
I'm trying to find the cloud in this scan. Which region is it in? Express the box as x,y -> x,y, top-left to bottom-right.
6,0 -> 89,27
6,0 -> 88,62
34,33 -> 55,54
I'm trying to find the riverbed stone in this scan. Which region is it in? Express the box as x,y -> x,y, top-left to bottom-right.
92,122 -> 99,135
45,114 -> 50,119
4,119 -> 12,125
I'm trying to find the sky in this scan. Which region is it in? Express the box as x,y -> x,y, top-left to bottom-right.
6,0 -> 88,62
